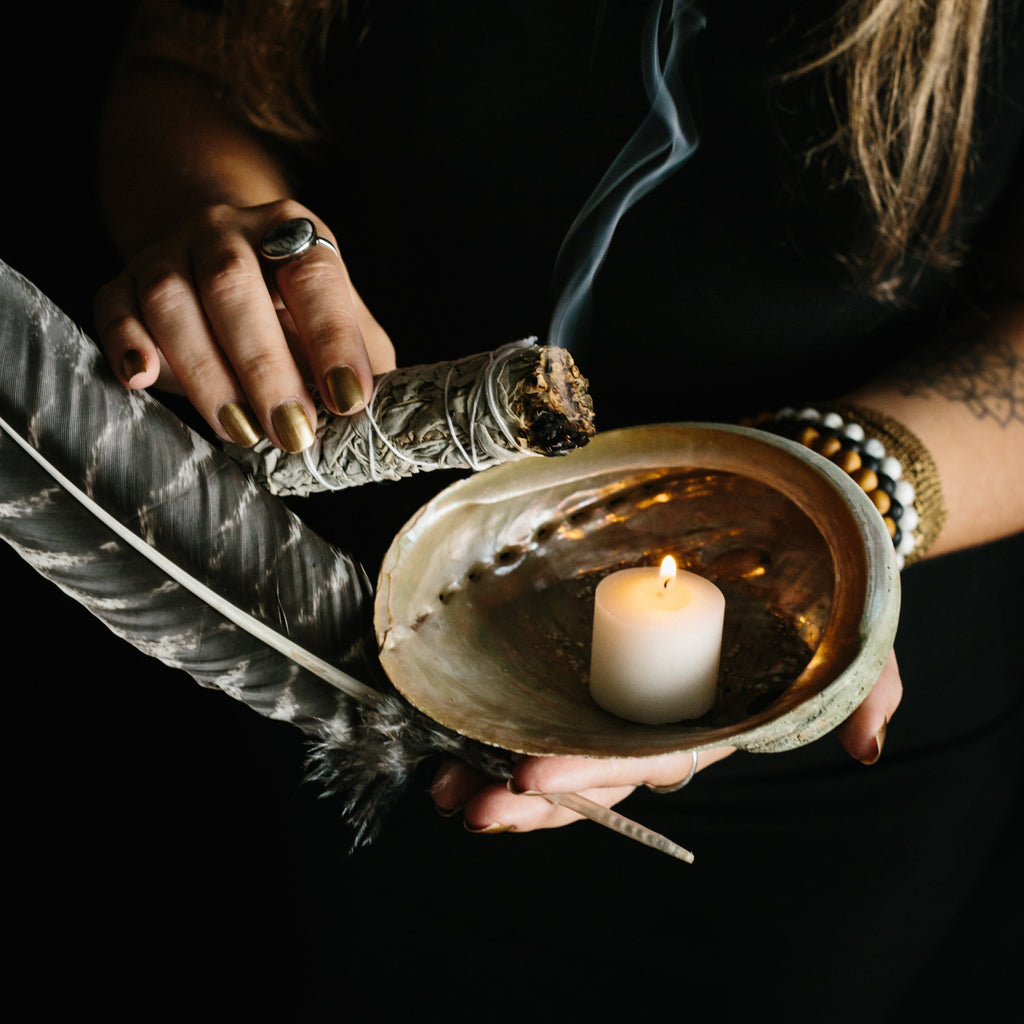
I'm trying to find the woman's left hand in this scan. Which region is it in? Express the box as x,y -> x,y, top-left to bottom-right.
431,648 -> 902,833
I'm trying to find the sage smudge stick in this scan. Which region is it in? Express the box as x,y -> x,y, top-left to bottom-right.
225,339 -> 596,495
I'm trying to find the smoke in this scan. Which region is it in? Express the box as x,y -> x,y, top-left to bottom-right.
548,0 -> 705,352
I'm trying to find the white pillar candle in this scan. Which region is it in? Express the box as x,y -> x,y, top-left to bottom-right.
589,556 -> 724,724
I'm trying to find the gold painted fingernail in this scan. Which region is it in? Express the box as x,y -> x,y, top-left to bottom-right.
860,718 -> 888,765
325,365 -> 366,414
121,349 -> 146,383
464,822 -> 517,835
217,401 -> 263,448
271,400 -> 315,453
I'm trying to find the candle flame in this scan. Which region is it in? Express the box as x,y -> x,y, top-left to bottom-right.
659,555 -> 677,589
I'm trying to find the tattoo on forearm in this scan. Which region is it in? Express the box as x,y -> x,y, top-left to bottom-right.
893,333 -> 1024,427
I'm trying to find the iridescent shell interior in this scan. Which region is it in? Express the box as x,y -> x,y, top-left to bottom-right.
375,423 -> 900,757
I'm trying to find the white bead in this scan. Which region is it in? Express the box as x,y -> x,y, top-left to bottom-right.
776,407 -> 796,420
797,407 -> 821,422
900,506 -> 920,532
895,552 -> 906,571
894,479 -> 915,505
841,422 -> 865,442
896,532 -> 916,555
864,438 -> 885,458
822,411 -> 844,430
880,455 -> 903,481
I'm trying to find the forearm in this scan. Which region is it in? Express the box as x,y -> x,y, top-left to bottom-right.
843,299 -> 1024,559
97,10 -> 291,256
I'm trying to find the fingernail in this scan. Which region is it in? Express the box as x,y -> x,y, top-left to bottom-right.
325,365 -> 366,414
271,400 -> 315,453
860,718 -> 888,765
217,401 -> 263,448
464,821 -> 517,835
506,779 -> 542,796
433,802 -> 464,818
121,349 -> 146,383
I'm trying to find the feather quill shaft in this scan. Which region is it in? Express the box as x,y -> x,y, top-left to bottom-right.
0,260 -> 695,859
0,257 -> 482,846
542,792 -> 695,862
0,259 -> 378,733
0,259 -> 523,850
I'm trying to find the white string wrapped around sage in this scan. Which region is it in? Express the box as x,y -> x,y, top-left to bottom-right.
224,339 -> 596,495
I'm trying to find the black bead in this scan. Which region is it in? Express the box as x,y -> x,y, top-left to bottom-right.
876,474 -> 896,496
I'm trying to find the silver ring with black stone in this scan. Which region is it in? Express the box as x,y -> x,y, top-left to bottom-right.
258,217 -> 339,263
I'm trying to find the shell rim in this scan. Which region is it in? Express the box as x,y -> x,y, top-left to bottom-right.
374,422 -> 901,758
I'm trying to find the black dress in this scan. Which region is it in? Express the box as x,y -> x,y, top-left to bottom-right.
3,2 -> 1021,1020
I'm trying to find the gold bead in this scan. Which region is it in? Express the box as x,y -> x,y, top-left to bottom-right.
870,489 -> 892,515
852,467 -> 878,492
833,448 -> 862,473
814,435 -> 843,458
797,426 -> 820,447
883,515 -> 897,537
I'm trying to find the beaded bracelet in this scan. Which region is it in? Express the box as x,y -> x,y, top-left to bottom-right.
749,405 -> 947,569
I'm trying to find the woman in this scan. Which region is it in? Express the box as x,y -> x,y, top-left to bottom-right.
90,0 -> 1022,1017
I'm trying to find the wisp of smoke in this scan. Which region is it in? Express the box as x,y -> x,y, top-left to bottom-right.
549,0 -> 705,352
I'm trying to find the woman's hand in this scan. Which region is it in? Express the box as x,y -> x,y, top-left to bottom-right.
835,647 -> 902,765
94,199 -> 395,452
432,649 -> 903,834
432,747 -> 736,834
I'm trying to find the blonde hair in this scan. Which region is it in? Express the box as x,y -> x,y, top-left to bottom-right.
798,0 -> 994,297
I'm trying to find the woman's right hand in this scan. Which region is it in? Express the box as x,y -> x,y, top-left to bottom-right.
93,198 -> 395,452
